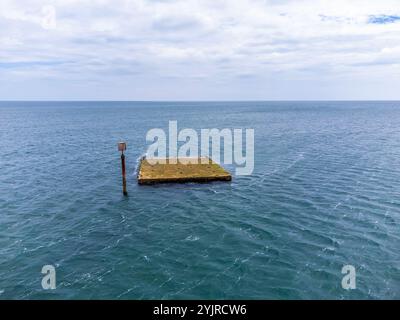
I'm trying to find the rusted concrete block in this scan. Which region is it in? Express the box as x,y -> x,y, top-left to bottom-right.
137,157 -> 232,185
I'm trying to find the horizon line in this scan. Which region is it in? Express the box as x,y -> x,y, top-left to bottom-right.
1,99 -> 400,103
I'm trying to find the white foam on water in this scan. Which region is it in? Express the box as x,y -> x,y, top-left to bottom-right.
133,153 -> 146,176
185,235 -> 200,241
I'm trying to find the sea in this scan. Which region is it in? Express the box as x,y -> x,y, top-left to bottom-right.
0,101 -> 399,299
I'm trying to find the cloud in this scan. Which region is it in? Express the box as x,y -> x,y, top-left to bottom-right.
0,0 -> 400,99
368,15 -> 400,24
0,60 -> 67,69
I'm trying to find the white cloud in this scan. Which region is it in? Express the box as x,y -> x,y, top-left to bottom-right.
0,0 -> 400,99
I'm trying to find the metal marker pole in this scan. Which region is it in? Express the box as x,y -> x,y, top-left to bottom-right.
118,142 -> 128,196
121,153 -> 127,196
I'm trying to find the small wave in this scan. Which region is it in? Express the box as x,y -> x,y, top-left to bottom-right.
132,153 -> 146,176
185,235 -> 200,241
333,202 -> 341,209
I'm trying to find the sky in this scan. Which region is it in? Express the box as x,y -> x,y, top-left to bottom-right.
0,0 -> 400,100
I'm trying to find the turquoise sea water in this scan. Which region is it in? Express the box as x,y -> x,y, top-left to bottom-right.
0,101 -> 399,299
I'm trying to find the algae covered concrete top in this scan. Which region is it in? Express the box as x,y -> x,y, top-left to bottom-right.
137,157 -> 232,184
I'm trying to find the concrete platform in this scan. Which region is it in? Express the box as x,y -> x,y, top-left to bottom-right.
137,157 -> 232,185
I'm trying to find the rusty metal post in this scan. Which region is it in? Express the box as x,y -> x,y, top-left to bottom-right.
118,142 -> 128,196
